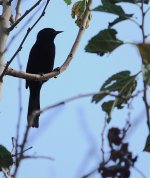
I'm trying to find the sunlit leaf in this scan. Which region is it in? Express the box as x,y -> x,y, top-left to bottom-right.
142,64 -> 150,85
85,29 -> 123,56
92,71 -> 138,122
109,0 -> 149,4
144,134 -> 150,152
0,145 -> 13,171
136,43 -> 150,85
71,0 -> 91,28
136,43 -> 150,63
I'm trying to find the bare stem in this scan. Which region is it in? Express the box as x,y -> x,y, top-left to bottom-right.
8,0 -> 43,32
5,0 -> 92,82
12,125 -> 31,177
15,0 -> 21,21
0,0 -> 51,80
101,118 -> 107,163
12,1 -> 51,177
15,54 -> 23,166
140,0 -> 150,133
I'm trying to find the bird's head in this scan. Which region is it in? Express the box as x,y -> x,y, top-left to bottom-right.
37,28 -> 63,42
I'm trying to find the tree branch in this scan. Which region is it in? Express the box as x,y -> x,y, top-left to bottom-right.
15,0 -> 21,21
23,155 -> 54,161
1,168 -> 12,178
5,66 -> 60,80
8,0 -> 43,32
140,0 -> 150,133
5,2 -> 44,55
0,0 -> 11,96
59,0 -> 92,74
0,0 -> 51,81
28,90 -> 120,126
5,0 -> 92,82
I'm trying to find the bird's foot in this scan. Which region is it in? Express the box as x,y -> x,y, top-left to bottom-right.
39,72 -> 44,76
53,67 -> 60,78
38,73 -> 44,83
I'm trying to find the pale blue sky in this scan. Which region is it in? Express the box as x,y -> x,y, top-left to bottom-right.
0,1 -> 150,178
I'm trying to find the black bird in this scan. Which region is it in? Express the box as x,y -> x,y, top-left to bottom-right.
26,28 -> 62,128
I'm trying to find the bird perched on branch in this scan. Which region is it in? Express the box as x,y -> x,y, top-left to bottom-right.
26,28 -> 63,128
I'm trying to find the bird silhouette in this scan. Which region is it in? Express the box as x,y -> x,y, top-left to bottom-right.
26,28 -> 62,128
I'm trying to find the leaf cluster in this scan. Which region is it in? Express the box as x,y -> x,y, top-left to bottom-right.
92,71 -> 137,122
99,127 -> 137,178
71,0 -> 92,28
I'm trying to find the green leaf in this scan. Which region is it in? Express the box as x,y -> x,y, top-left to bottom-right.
93,1 -> 133,27
85,29 -> 123,56
136,43 -> 150,63
94,2 -> 128,16
144,134 -> 150,152
64,0 -> 72,5
0,145 -> 13,171
142,64 -> 150,86
92,71 -> 138,122
108,0 -> 149,4
108,15 -> 132,27
71,0 -> 92,28
102,101 -> 114,123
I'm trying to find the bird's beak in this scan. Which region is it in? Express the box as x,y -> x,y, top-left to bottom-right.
55,31 -> 63,35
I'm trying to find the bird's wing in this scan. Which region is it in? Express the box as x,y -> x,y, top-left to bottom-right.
26,44 -> 37,89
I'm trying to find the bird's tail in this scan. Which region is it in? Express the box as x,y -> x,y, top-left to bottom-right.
27,88 -> 41,128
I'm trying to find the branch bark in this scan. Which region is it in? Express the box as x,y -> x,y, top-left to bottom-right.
15,0 -> 21,21
0,0 -> 11,96
5,0 -> 93,82
0,0 -> 51,80
8,0 -> 42,32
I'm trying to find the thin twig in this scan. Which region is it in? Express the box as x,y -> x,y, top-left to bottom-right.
140,0 -> 150,133
15,0 -> 21,21
12,125 -> 30,177
122,120 -> 131,140
10,14 -> 15,25
28,90 -> 125,126
11,137 -> 16,154
12,146 -> 32,157
0,0 -> 51,81
133,165 -> 146,178
39,91 -> 117,114
23,155 -> 54,161
4,2 -> 44,55
12,1 -> 51,177
28,86 -> 146,125
8,0 -> 43,32
101,117 -> 107,163
81,167 -> 98,178
140,0 -> 145,42
15,54 -> 22,164
60,0 -> 92,73
5,0 -> 92,82
128,18 -> 140,27
1,168 -> 12,178
145,6 -> 150,15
